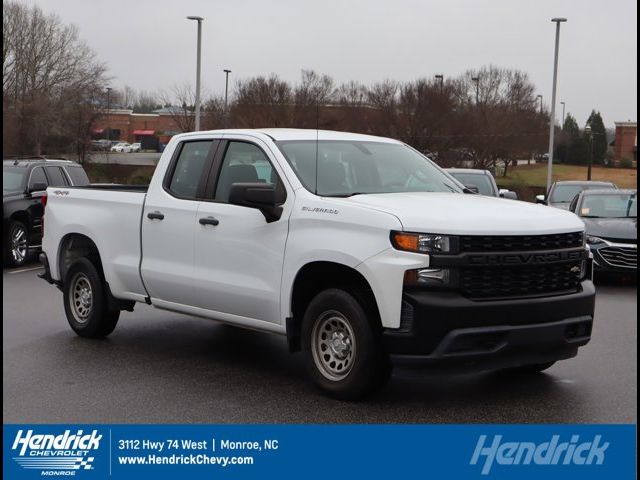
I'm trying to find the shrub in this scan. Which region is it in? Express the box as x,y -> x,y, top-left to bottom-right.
619,156 -> 633,169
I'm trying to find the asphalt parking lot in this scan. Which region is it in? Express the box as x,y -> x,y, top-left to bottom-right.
3,264 -> 637,424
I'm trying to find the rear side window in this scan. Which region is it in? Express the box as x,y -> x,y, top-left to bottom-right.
28,167 -> 48,189
65,165 -> 90,186
167,141 -> 212,199
45,166 -> 68,187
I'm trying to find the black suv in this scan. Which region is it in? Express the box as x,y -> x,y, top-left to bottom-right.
3,158 -> 90,267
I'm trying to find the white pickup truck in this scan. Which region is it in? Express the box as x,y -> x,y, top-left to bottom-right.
40,129 -> 595,399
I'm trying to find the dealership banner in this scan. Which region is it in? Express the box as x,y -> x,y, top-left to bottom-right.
3,424 -> 635,479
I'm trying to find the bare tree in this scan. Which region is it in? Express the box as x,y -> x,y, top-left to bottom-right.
234,74 -> 292,127
3,1 -> 107,156
158,83 -> 204,132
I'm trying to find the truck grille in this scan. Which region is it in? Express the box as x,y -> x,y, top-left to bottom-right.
459,232 -> 583,253
598,246 -> 637,269
460,261 -> 583,299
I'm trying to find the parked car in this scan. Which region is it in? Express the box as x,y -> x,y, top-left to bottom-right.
3,158 -> 90,267
569,189 -> 637,274
39,129 -> 594,399
110,142 -> 132,153
536,180 -> 617,209
446,168 -> 518,199
130,142 -> 142,153
90,139 -> 111,151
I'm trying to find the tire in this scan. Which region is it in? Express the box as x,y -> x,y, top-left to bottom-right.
63,258 -> 120,338
302,288 -> 390,400
503,361 -> 556,374
5,220 -> 29,268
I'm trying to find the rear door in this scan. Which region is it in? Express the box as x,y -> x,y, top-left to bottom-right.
140,139 -> 220,305
191,137 -> 291,324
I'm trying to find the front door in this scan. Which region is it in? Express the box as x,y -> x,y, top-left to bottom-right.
192,138 -> 291,325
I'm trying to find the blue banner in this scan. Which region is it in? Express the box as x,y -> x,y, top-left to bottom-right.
3,424 -> 635,479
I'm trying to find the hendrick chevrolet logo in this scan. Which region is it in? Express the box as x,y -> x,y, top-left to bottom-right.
468,250 -> 584,265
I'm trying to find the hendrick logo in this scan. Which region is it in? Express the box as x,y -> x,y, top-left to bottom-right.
470,434 -> 609,475
11,429 -> 102,475
53,190 -> 70,196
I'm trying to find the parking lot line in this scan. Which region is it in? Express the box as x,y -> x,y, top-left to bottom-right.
6,266 -> 44,274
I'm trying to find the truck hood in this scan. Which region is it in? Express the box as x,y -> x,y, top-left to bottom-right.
343,192 -> 585,235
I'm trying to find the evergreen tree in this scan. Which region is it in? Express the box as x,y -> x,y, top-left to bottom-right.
586,111 -> 608,165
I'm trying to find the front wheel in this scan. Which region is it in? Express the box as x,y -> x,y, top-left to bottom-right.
63,258 -> 120,338
302,288 -> 390,400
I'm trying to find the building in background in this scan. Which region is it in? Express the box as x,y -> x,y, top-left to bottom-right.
92,108 -> 191,151
613,121 -> 637,165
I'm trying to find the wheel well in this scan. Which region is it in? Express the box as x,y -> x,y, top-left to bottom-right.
58,234 -> 103,283
287,261 -> 381,352
10,211 -> 29,227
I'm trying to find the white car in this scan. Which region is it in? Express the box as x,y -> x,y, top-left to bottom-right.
110,142 -> 132,153
39,129 -> 595,399
130,143 -> 142,153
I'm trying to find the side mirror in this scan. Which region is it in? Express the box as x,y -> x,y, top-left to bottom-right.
535,194 -> 547,205
228,182 -> 283,223
28,182 -> 48,194
464,184 -> 480,194
500,190 -> 519,200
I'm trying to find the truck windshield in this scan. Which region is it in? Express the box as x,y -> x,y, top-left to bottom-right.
276,140 -> 462,197
3,167 -> 27,193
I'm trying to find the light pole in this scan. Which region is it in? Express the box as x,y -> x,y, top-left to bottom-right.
585,124 -> 593,180
560,101 -> 566,127
545,17 -> 567,194
223,69 -> 232,126
471,76 -> 480,104
105,87 -> 112,162
435,74 -> 444,95
187,16 -> 204,131
537,94 -> 543,115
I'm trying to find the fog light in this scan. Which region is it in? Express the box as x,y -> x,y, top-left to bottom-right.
404,268 -> 451,287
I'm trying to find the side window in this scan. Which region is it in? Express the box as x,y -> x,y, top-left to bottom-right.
65,165 -> 90,186
28,167 -> 48,190
166,141 -> 212,199
214,141 -> 285,203
45,166 -> 68,187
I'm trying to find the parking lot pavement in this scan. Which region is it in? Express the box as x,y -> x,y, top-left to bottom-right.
87,152 -> 161,165
3,265 -> 637,424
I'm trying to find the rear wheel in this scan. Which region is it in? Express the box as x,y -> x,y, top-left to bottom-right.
302,288 -> 390,400
5,220 -> 29,268
63,258 -> 119,338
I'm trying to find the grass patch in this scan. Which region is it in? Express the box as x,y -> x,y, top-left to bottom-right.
500,164 -> 636,189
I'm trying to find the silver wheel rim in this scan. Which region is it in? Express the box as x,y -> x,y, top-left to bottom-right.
311,310 -> 356,381
11,225 -> 27,264
69,273 -> 93,323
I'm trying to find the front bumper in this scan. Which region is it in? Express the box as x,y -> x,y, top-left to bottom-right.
383,280 -> 595,372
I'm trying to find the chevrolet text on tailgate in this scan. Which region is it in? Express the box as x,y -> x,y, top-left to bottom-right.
39,129 -> 596,399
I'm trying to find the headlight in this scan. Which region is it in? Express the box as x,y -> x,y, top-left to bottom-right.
586,236 -> 605,245
391,231 -> 457,254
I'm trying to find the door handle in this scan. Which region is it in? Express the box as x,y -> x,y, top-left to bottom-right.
199,216 -> 219,226
147,211 -> 165,220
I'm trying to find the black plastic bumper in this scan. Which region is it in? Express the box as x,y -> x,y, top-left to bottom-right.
383,280 -> 595,371
38,252 -> 62,289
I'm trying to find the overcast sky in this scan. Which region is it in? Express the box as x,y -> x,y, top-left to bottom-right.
19,0 -> 638,128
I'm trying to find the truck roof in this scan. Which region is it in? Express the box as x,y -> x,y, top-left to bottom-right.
179,128 -> 402,144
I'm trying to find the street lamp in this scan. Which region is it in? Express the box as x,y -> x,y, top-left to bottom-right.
105,87 -> 112,142
545,17 -> 568,194
471,76 -> 480,104
435,74 -> 444,95
585,124 -> 593,180
223,69 -> 232,126
560,101 -> 566,127
187,16 -> 204,131
537,94 -> 543,115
